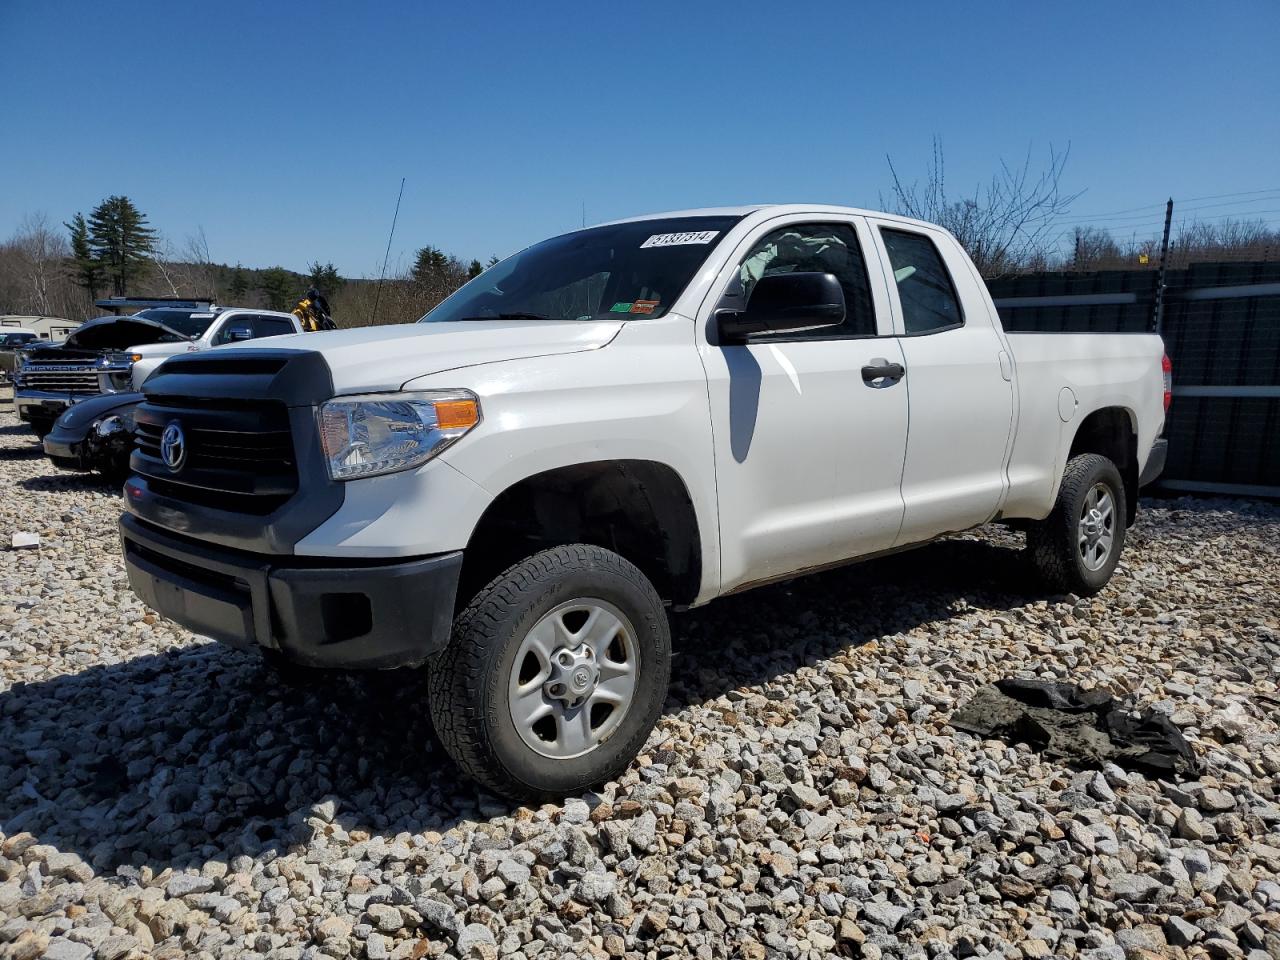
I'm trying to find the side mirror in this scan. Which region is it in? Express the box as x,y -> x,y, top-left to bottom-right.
716,272 -> 845,342
225,326 -> 253,342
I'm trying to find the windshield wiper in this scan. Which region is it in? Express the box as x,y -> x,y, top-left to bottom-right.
456,312 -> 565,323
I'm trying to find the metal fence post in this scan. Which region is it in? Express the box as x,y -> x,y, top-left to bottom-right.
1152,198 -> 1174,335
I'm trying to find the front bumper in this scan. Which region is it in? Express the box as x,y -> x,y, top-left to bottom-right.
120,513 -> 463,668
1139,438 -> 1168,488
42,426 -> 89,470
15,390 -> 76,423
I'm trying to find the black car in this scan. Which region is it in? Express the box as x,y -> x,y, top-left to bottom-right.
0,330 -> 41,383
42,390 -> 143,482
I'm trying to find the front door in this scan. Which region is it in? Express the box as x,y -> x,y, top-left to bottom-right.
699,216 -> 910,593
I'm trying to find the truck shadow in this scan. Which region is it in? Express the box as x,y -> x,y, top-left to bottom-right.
17,472 -> 119,493
1,444 -> 45,460
666,534 -> 1034,709
0,535 -> 1033,875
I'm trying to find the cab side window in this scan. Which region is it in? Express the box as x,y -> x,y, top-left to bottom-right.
880,228 -> 964,334
212,318 -> 249,345
737,222 -> 876,338
252,317 -> 296,338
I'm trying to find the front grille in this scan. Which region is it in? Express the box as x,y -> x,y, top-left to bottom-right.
133,395 -> 298,515
17,369 -> 101,394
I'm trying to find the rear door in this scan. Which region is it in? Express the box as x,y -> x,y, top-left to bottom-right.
865,221 -> 1015,546
699,214 -> 909,592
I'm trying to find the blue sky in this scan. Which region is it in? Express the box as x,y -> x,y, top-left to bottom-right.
3,0 -> 1278,275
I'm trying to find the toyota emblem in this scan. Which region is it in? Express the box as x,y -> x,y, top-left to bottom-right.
160,422 -> 187,471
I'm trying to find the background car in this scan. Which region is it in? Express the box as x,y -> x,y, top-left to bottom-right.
0,328 -> 42,384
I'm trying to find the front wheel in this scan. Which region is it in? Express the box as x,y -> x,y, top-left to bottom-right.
428,545 -> 670,801
1027,453 -> 1127,596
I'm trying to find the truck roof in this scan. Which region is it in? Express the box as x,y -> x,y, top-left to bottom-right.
598,204 -> 944,233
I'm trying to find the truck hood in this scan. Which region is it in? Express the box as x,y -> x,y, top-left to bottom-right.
223,319 -> 625,393
66,316 -> 190,350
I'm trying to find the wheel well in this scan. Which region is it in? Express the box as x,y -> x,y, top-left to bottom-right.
1068,407 -> 1138,524
458,460 -> 702,609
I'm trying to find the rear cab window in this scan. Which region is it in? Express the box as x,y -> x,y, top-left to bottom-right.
252,317 -> 296,338
880,228 -> 964,335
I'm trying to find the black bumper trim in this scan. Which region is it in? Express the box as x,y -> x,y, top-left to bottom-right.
120,514 -> 462,668
1139,438 -> 1168,488
42,429 -> 87,467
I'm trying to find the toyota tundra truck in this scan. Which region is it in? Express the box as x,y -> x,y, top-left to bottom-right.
118,205 -> 1170,800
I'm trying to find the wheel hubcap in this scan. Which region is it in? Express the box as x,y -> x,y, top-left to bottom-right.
1078,482 -> 1116,571
543,646 -> 600,709
508,599 -> 639,759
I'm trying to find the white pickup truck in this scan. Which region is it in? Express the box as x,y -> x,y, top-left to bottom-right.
119,205 -> 1170,799
14,306 -> 302,435
124,307 -> 304,388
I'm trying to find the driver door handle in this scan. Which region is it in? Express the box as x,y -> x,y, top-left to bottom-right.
861,358 -> 905,387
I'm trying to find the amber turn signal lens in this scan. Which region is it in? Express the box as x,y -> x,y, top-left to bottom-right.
433,399 -> 480,430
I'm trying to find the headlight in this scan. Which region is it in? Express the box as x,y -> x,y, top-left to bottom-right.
318,390 -> 480,481
94,414 -> 133,438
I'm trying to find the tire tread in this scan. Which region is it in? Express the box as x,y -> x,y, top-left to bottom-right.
1027,453 -> 1125,596
428,544 -> 665,800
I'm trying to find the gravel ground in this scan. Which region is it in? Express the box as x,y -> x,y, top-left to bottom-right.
1,403 -> 1279,960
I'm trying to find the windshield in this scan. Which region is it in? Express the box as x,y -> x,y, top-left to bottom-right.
420,215 -> 742,324
135,309 -> 216,339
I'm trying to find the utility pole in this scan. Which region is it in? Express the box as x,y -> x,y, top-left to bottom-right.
1152,198 -> 1174,335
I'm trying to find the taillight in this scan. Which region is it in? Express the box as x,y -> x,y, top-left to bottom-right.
1162,353 -> 1173,411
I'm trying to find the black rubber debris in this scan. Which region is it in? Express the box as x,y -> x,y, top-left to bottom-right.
950,678 -> 1198,777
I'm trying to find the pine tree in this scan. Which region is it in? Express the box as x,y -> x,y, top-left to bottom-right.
64,212 -> 103,301
86,196 -> 157,296
487,255 -> 500,268
259,267 -> 294,311
307,261 -> 344,293
228,264 -> 249,301
467,259 -> 483,279
411,246 -> 450,287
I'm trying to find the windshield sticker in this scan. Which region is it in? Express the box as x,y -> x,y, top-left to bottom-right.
629,299 -> 660,314
640,230 -> 719,249
609,302 -> 634,313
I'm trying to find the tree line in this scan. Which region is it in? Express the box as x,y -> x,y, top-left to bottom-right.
2,171 -> 1278,327
0,195 -> 493,327
882,139 -> 1280,277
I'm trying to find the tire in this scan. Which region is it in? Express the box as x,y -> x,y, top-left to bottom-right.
29,419 -> 53,439
428,544 -> 670,801
1027,453 -> 1127,596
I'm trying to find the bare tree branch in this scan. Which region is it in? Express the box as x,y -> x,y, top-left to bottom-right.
150,236 -> 184,297
883,138 -> 1083,277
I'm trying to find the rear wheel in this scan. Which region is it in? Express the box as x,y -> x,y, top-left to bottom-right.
1027,453 -> 1127,596
428,544 -> 670,800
